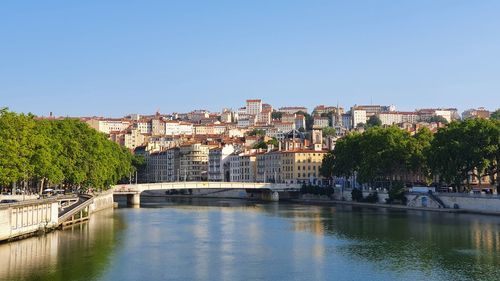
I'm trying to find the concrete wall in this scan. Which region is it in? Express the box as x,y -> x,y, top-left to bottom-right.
0,200 -> 59,241
332,188 -> 389,204
90,192 -> 115,213
438,194 -> 500,213
0,195 -> 39,201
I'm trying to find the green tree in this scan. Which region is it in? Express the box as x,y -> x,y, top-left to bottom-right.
248,129 -> 266,136
490,109 -> 500,120
266,137 -> 279,147
427,119 -> 499,192
271,111 -> 283,120
253,141 -> 268,149
322,127 -> 336,137
429,115 -> 449,124
0,110 -> 36,188
367,115 -> 382,127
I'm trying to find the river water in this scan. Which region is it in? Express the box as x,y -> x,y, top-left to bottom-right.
1,198 -> 500,281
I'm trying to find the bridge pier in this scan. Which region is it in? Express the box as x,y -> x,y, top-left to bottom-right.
261,191 -> 280,202
126,193 -> 141,206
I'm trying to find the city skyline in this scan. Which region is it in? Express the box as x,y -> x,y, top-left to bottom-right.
2,1 -> 500,116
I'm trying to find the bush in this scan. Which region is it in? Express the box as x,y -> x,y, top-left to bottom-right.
300,184 -> 334,197
386,182 -> 408,204
363,192 -> 379,203
351,188 -> 363,202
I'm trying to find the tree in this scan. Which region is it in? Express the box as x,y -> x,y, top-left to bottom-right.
0,110 -> 36,188
253,141 -> 268,149
322,127 -> 336,137
0,111 -> 134,193
429,115 -> 449,124
491,109 -> 500,120
248,129 -> 266,137
367,115 -> 382,127
266,138 -> 279,148
271,111 -> 283,120
427,119 -> 500,192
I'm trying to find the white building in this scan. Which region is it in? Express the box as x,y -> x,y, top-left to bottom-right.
208,145 -> 235,181
164,121 -> 194,136
228,154 -> 242,182
313,117 -> 329,128
179,143 -> 211,181
246,99 -> 263,115
86,119 -> 131,134
351,109 -> 367,127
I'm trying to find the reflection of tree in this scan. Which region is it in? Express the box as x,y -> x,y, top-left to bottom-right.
261,204 -> 500,281
0,209 -> 124,281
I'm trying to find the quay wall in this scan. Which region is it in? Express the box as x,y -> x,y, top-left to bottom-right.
0,199 -> 59,242
89,192 -> 115,213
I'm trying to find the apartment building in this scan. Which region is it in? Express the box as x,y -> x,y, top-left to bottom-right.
179,143 -> 211,181
208,144 -> 235,181
280,150 -> 327,185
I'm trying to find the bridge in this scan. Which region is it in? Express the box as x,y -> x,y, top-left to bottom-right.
112,182 -> 302,205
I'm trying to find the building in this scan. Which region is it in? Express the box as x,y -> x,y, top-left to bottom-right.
278,107 -> 308,115
151,118 -> 165,135
313,105 -> 344,116
462,107 -> 490,119
351,109 -> 367,127
313,116 -> 330,128
274,121 -> 295,133
256,151 -> 282,183
295,115 -> 306,130
208,144 -> 235,181
86,118 -> 131,134
280,150 -> 328,185
416,108 -> 457,123
179,143 -> 211,181
352,105 -> 395,119
246,99 -> 263,115
239,153 -> 258,182
165,121 -> 194,136
144,147 -> 180,183
228,153 -> 242,182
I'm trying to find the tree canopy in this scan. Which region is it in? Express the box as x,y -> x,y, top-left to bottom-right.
367,115 -> 382,127
0,110 -> 134,193
491,109 -> 500,120
321,119 -> 500,192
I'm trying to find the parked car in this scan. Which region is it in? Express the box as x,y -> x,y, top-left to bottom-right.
0,199 -> 19,204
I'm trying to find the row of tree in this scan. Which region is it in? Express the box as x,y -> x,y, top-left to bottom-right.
321,118 -> 500,192
0,109 -> 134,193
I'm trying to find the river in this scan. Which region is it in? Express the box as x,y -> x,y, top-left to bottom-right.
1,198 -> 500,281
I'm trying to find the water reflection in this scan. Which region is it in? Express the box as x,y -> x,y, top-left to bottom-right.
0,209 -> 123,281
2,198 -> 500,281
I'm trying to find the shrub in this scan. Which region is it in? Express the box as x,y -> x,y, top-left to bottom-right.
351,188 -> 363,202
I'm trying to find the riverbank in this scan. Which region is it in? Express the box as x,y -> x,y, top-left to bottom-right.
142,193 -> 500,217
0,191 -> 115,243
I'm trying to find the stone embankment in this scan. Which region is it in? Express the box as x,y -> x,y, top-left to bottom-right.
0,191 -> 115,242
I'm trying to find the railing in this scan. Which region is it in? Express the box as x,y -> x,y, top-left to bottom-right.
113,181 -> 301,192
57,194 -> 94,225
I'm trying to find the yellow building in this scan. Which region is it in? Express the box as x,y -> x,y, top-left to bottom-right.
280,150 -> 327,185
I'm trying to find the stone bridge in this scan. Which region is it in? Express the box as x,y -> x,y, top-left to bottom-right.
112,182 -> 302,205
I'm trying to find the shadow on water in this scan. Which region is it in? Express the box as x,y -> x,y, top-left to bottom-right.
259,203 -> 500,281
0,208 -> 125,281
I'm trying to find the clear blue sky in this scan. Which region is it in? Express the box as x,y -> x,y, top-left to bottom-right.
1,0 -> 499,117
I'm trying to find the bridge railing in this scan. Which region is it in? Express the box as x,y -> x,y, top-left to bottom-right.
113,182 -> 301,192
